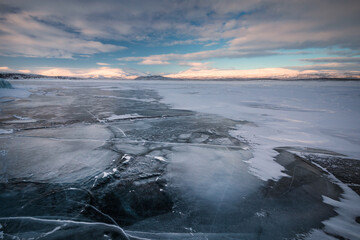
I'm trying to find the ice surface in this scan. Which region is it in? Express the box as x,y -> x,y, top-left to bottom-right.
0,124 -> 116,183
0,217 -> 131,240
132,80 -> 360,239
127,148 -> 342,238
95,94 -> 157,103
0,86 -> 30,99
0,79 -> 359,240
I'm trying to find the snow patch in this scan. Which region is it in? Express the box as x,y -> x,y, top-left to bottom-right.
4,115 -> 37,123
0,150 -> 7,157
0,129 -> 13,134
254,210 -> 267,218
152,80 -> 360,160
0,82 -> 30,99
154,156 -> 166,162
230,126 -> 287,181
121,154 -> 132,164
179,133 -> 191,139
105,113 -> 143,121
295,159 -> 360,240
321,177 -> 360,240
95,95 -> 156,102
303,229 -> 338,240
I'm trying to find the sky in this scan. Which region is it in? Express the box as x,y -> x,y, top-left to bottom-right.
0,0 -> 359,79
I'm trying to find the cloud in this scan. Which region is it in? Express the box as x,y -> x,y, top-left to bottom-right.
179,62 -> 211,69
0,66 -> 31,73
38,67 -> 137,79
0,11 -> 125,58
301,57 -> 360,63
18,69 -> 31,73
164,40 -> 196,46
2,1 -> 359,48
96,62 -> 110,66
291,57 -> 360,71
119,49 -> 274,64
227,21 -> 360,52
230,2 -> 359,52
204,42 -> 218,47
0,66 -> 31,74
290,62 -> 360,71
139,59 -> 170,65
116,0 -> 360,65
1,0 -> 360,72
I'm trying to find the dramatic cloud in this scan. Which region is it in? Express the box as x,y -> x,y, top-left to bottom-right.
179,62 -> 211,68
0,10 -> 125,58
118,49 -> 273,64
290,57 -> 360,72
18,69 -> 31,73
139,59 -> 170,65
0,0 -> 359,77
301,57 -> 360,63
291,63 -> 360,72
0,66 -> 31,73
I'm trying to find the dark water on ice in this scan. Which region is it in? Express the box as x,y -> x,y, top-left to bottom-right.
0,81 -> 343,239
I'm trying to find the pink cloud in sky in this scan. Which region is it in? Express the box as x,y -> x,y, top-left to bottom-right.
18,69 -> 31,73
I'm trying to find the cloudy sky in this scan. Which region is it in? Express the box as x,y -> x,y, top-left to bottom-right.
0,0 -> 359,78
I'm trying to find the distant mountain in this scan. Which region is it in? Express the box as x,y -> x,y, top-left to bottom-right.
0,72 -> 79,80
1,72 -> 359,81
0,72 -> 45,79
167,74 -> 360,81
134,72 -> 360,81
135,75 -> 173,80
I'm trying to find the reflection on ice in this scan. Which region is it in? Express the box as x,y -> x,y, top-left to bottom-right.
166,145 -> 258,206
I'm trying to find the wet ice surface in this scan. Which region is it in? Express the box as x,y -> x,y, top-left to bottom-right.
0,79 -> 359,240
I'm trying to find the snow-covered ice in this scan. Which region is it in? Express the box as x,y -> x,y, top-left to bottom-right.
144,80 -> 360,180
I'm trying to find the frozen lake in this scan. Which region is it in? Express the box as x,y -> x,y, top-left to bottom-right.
0,79 -> 359,240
